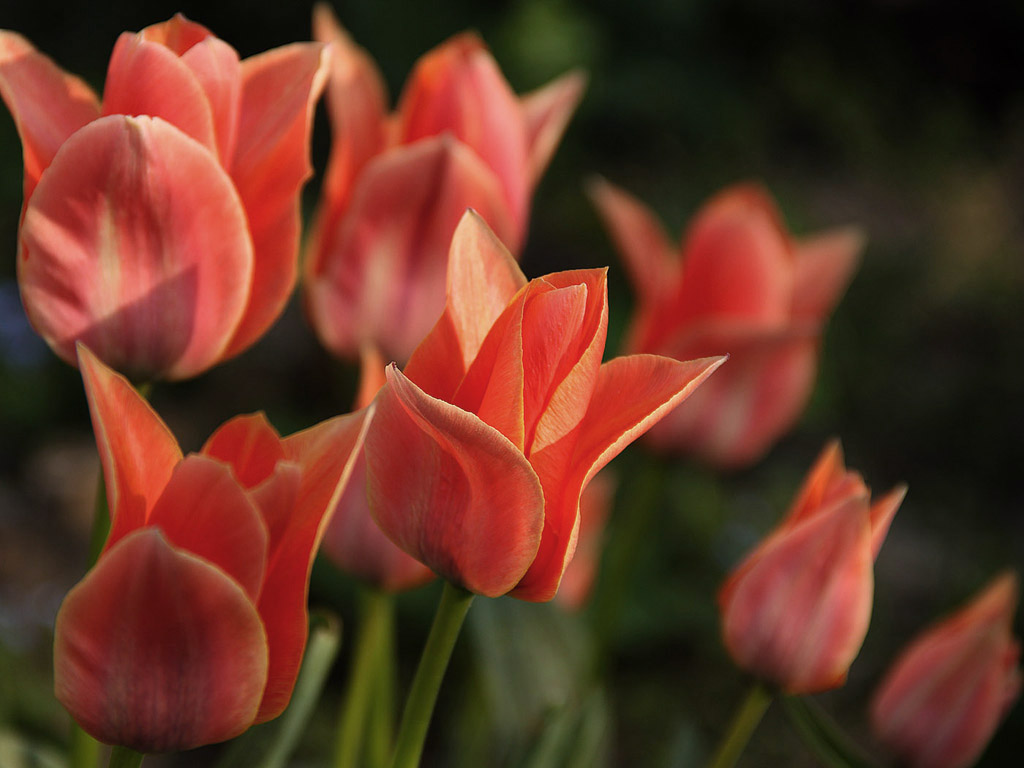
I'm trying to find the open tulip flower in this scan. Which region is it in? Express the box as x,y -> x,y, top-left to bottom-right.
870,573 -> 1021,768
718,440 -> 906,693
54,346 -> 369,752
364,211 -> 725,602
304,4 -> 586,363
590,180 -> 863,468
0,15 -> 328,381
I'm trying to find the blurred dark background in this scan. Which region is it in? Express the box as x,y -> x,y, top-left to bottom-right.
1,0 -> 1022,766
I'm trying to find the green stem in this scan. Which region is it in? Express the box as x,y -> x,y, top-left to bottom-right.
389,582 -> 474,768
366,598 -> 397,768
107,746 -> 144,768
69,726 -> 101,768
706,682 -> 773,768
334,590 -> 395,768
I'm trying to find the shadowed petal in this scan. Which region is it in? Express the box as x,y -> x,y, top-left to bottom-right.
202,413 -> 285,489
367,365 -> 544,597
20,115 -> 253,380
869,484 -> 907,560
138,14 -> 215,54
792,227 -> 863,322
54,528 -> 268,752
521,70 -> 586,187
0,30 -> 100,200
77,345 -> 182,551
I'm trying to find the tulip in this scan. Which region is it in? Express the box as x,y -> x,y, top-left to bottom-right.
54,345 -> 368,752
363,210 -> 724,602
589,180 -> 862,468
320,345 -> 435,591
304,4 -> 586,362
718,440 -> 906,693
556,471 -> 615,611
0,15 -> 328,381
870,573 -> 1021,768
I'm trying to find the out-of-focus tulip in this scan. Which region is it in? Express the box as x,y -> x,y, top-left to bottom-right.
320,345 -> 435,591
0,15 -> 328,381
304,4 -> 586,362
590,180 -> 862,468
870,573 -> 1021,768
718,440 -> 905,693
363,211 -> 724,602
54,346 -> 368,752
556,471 -> 614,611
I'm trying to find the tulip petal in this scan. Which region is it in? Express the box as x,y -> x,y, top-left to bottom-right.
305,135 -> 517,362
521,70 -> 586,187
356,344 -> 387,409
225,42 -> 329,359
404,210 -> 526,399
77,345 -> 182,551
783,439 -> 866,529
868,484 -> 906,560
138,13 -> 215,54
312,2 -> 388,212
719,495 -> 874,693
367,365 -> 545,597
0,30 -> 100,201
180,37 -> 242,164
556,470 -> 614,611
54,528 -> 268,752
20,115 -> 254,380
792,227 -> 863,322
147,455 -> 269,602
397,33 -> 530,229
587,177 -> 678,304
255,410 -> 369,722
202,413 -> 286,489
513,353 -> 725,602
102,33 -> 217,152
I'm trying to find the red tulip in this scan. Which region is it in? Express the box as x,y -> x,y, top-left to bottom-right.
590,180 -> 862,468
320,345 -> 435,591
363,211 -> 724,602
870,573 -> 1021,768
304,4 -> 586,362
718,440 -> 905,693
0,15 -> 328,381
54,345 -> 368,751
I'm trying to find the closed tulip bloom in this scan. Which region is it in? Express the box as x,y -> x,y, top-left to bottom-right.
304,4 -> 586,362
320,345 -> 435,591
54,346 -> 368,751
718,440 -> 906,693
364,211 -> 724,602
870,573 -> 1021,768
0,15 -> 328,381
590,180 -> 862,468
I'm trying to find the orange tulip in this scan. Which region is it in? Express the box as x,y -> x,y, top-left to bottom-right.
590,180 -> 862,468
363,211 -> 724,602
54,346 -> 368,751
0,15 -> 328,381
320,345 -> 435,591
718,440 -> 905,693
556,471 -> 615,611
304,4 -> 586,362
871,573 -> 1021,768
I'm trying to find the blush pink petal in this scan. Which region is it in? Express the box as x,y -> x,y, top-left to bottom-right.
225,42 -> 329,359
102,33 -> 218,152
396,33 -> 529,231
521,70 -> 587,188
19,115 -> 254,381
366,365 -> 545,598
792,227 -> 863,322
202,413 -> 287,488
306,136 -> 516,362
146,455 -> 269,602
0,30 -> 100,201
54,528 -> 269,753
179,37 -> 242,164
138,14 -> 215,54
77,344 -> 182,551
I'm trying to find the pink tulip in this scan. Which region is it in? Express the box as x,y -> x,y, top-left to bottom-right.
304,4 -> 586,362
718,440 -> 905,693
54,346 -> 368,751
363,211 -> 724,601
871,573 -> 1021,768
590,180 -> 862,468
0,15 -> 328,381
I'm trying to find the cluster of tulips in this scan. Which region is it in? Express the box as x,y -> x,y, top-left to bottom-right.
0,8 -> 1019,768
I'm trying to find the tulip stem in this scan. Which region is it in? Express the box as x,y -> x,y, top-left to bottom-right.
334,589 -> 395,768
107,746 -> 144,768
706,682 -> 772,768
70,725 -> 101,768
388,582 -> 474,768
366,600 -> 397,768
